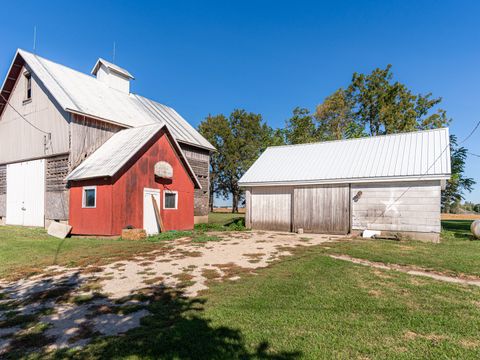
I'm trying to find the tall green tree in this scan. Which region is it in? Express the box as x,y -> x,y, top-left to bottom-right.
198,114 -> 230,211
347,64 -> 449,135
284,107 -> 318,144
441,135 -> 476,213
315,88 -> 364,140
199,109 -> 274,213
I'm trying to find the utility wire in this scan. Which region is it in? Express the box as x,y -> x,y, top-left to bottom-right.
468,152 -> 480,158
460,120 -> 480,145
363,121 -> 480,230
0,92 -> 51,135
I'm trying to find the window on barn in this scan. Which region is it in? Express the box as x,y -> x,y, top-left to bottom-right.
164,191 -> 178,210
82,186 -> 96,208
24,72 -> 32,101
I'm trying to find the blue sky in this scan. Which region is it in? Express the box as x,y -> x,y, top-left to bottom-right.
1,0 -> 479,204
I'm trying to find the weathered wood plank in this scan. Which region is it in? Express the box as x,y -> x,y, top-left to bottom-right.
293,184 -> 350,234
250,187 -> 292,231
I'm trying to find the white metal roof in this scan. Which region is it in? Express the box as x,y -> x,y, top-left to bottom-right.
239,128 -> 451,186
13,49 -> 215,151
91,58 -> 134,79
65,123 -> 201,188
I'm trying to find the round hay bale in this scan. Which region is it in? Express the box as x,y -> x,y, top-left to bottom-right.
471,220 -> 480,239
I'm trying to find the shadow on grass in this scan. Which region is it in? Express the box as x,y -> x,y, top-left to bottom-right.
1,273 -> 301,360
53,288 -> 300,360
441,220 -> 477,240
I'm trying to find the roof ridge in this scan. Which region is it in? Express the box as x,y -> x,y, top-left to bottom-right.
266,127 -> 449,150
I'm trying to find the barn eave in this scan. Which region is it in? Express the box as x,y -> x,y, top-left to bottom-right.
239,174 -> 451,188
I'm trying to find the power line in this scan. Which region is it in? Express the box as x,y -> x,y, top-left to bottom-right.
0,93 -> 50,135
469,152 -> 480,158
363,121 -> 480,230
460,120 -> 480,145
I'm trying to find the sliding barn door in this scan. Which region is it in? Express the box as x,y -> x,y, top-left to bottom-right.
250,187 -> 292,231
293,184 -> 350,234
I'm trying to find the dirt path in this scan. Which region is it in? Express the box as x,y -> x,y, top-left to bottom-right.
0,231 -> 340,355
329,254 -> 480,287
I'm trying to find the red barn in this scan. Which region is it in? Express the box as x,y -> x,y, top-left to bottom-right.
66,124 -> 201,236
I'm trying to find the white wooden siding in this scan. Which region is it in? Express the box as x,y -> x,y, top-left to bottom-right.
250,187 -> 292,231
0,66 -> 70,164
351,180 -> 441,233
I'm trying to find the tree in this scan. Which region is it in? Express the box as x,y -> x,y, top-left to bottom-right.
199,110 -> 274,213
284,107 -> 318,145
315,88 -> 362,140
198,114 -> 231,212
346,64 -> 449,136
441,135 -> 476,213
474,204 -> 480,213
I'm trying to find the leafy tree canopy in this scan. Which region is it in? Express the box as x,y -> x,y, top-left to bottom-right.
441,135 -> 476,213
199,109 -> 277,213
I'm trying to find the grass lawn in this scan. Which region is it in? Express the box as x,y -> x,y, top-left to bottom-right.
44,243 -> 480,359
208,212 -> 245,225
0,213 -> 245,280
0,226 -> 164,280
323,220 -> 480,277
2,219 -> 480,358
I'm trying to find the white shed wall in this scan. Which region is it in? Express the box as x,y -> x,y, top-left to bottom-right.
351,180 -> 441,233
0,66 -> 70,164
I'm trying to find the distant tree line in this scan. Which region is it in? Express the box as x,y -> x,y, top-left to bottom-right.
199,65 -> 475,213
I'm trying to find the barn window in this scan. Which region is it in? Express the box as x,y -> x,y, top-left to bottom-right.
82,186 -> 96,208
164,191 -> 178,210
24,72 -> 32,101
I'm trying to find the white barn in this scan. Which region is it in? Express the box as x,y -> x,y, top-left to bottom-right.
239,128 -> 451,242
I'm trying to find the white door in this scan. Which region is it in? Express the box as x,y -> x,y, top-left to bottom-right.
6,159 -> 45,227
143,188 -> 160,235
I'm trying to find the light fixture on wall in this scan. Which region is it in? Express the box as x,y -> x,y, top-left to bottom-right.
353,191 -> 363,202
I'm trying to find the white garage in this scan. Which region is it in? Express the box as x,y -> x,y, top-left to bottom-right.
239,128 -> 451,242
6,159 -> 45,226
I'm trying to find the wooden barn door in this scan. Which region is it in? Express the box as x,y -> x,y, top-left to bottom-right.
293,184 -> 350,234
250,187 -> 292,231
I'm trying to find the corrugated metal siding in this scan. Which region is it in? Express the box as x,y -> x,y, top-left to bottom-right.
15,50 -> 215,151
351,180 -> 441,233
239,128 -> 451,185
0,65 -> 70,164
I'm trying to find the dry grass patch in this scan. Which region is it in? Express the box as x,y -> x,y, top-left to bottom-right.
213,262 -> 252,280
201,268 -> 222,281
143,276 -> 165,285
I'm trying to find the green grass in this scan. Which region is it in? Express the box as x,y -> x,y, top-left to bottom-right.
0,213 -> 245,279
208,212 -> 245,226
4,219 -> 480,358
33,245 -> 480,359
323,220 -> 480,277
0,226 -> 166,280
